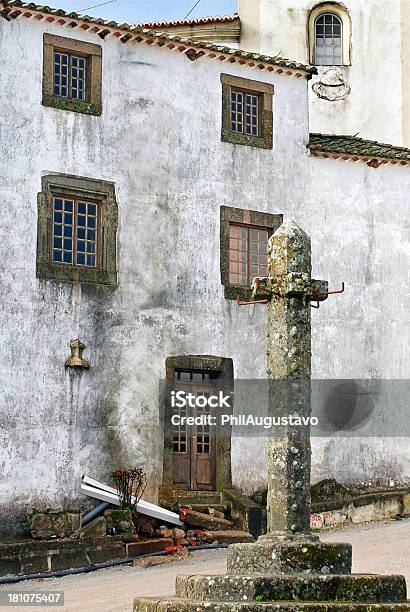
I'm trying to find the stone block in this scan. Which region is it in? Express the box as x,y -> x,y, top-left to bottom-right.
175,574 -> 407,603
104,508 -> 135,534
76,516 -> 107,539
133,549 -> 189,568
202,530 -> 254,544
20,554 -> 49,574
87,541 -> 126,564
179,508 -> 234,530
227,541 -> 352,575
126,538 -> 173,557
49,550 -> 89,571
133,598 -> 410,611
0,556 -> 22,577
28,509 -> 81,539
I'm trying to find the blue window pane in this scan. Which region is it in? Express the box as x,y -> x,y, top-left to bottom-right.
63,251 -> 72,264
79,70 -> 84,79
78,203 -> 87,214
78,227 -> 86,239
64,200 -> 73,212
64,226 -> 73,237
54,211 -> 62,223
64,212 -> 73,224
62,55 -> 68,65
77,253 -> 85,265
87,242 -> 95,253
77,240 -> 86,252
78,215 -> 86,227
252,127 -> 257,135
87,255 -> 96,267
54,225 -> 62,236
54,75 -> 60,85
87,229 -> 95,241
72,57 -> 78,67
72,68 -> 78,77
61,65 -> 68,75
88,216 -> 96,229
87,204 -> 96,216
63,239 -> 72,250
72,79 -> 77,88
54,86 -> 60,95
54,199 -> 63,210
61,87 -> 67,97
54,53 -> 60,63
53,251 -> 62,262
54,237 -> 62,248
72,90 -> 78,100
79,58 -> 85,68
61,76 -> 67,86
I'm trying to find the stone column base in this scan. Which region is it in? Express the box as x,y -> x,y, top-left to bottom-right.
227,541 -> 352,575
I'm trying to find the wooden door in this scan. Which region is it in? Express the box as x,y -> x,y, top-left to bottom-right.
172,370 -> 216,490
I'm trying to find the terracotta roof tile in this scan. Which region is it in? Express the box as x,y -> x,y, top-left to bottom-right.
0,1 -> 316,77
136,13 -> 239,29
309,133 -> 410,163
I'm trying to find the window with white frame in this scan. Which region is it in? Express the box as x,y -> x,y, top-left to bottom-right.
314,13 -> 342,65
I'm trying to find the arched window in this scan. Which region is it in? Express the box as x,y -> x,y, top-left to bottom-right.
315,13 -> 342,65
309,3 -> 351,66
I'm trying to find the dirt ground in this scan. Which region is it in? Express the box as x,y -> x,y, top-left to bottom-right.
1,519 -> 409,612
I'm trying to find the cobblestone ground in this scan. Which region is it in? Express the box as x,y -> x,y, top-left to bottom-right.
0,519 -> 409,612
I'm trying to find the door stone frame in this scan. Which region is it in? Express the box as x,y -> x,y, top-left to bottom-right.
162,355 -> 233,495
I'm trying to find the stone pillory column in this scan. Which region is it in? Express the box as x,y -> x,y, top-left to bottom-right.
263,220 -> 313,539
133,220 -> 408,611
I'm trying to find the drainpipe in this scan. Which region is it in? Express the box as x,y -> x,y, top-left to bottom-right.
81,502 -> 111,527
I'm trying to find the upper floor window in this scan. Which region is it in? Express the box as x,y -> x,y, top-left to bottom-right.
229,224 -> 269,286
52,197 -> 98,268
37,174 -> 118,286
309,3 -> 351,66
231,90 -> 261,137
220,74 -> 273,149
315,13 -> 342,65
220,206 -> 283,300
53,52 -> 87,101
43,34 -> 102,116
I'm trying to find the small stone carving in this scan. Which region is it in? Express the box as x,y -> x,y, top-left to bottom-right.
65,339 -> 90,369
312,68 -> 351,101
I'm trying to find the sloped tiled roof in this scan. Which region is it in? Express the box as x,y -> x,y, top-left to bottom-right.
136,13 -> 239,29
0,1 -> 316,77
309,133 -> 410,166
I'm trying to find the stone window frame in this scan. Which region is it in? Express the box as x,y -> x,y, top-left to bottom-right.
220,74 -> 274,149
37,174 -> 118,286
308,3 -> 351,66
42,34 -> 102,116
161,355 -> 234,498
220,206 -> 283,300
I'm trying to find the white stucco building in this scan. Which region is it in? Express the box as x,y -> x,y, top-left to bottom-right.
156,1 -> 410,147
0,1 -> 409,537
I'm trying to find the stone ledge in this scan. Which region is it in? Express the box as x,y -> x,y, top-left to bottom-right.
0,537 -> 126,578
175,574 -> 407,603
133,597 -> 410,611
227,542 -> 352,575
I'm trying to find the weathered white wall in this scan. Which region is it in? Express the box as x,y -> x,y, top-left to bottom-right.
0,16 -> 308,535
0,15 -> 409,536
238,0 -> 408,146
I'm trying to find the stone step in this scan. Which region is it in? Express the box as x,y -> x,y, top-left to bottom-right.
175,574 -> 407,603
176,491 -> 222,506
180,503 -> 229,516
133,597 -> 410,611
